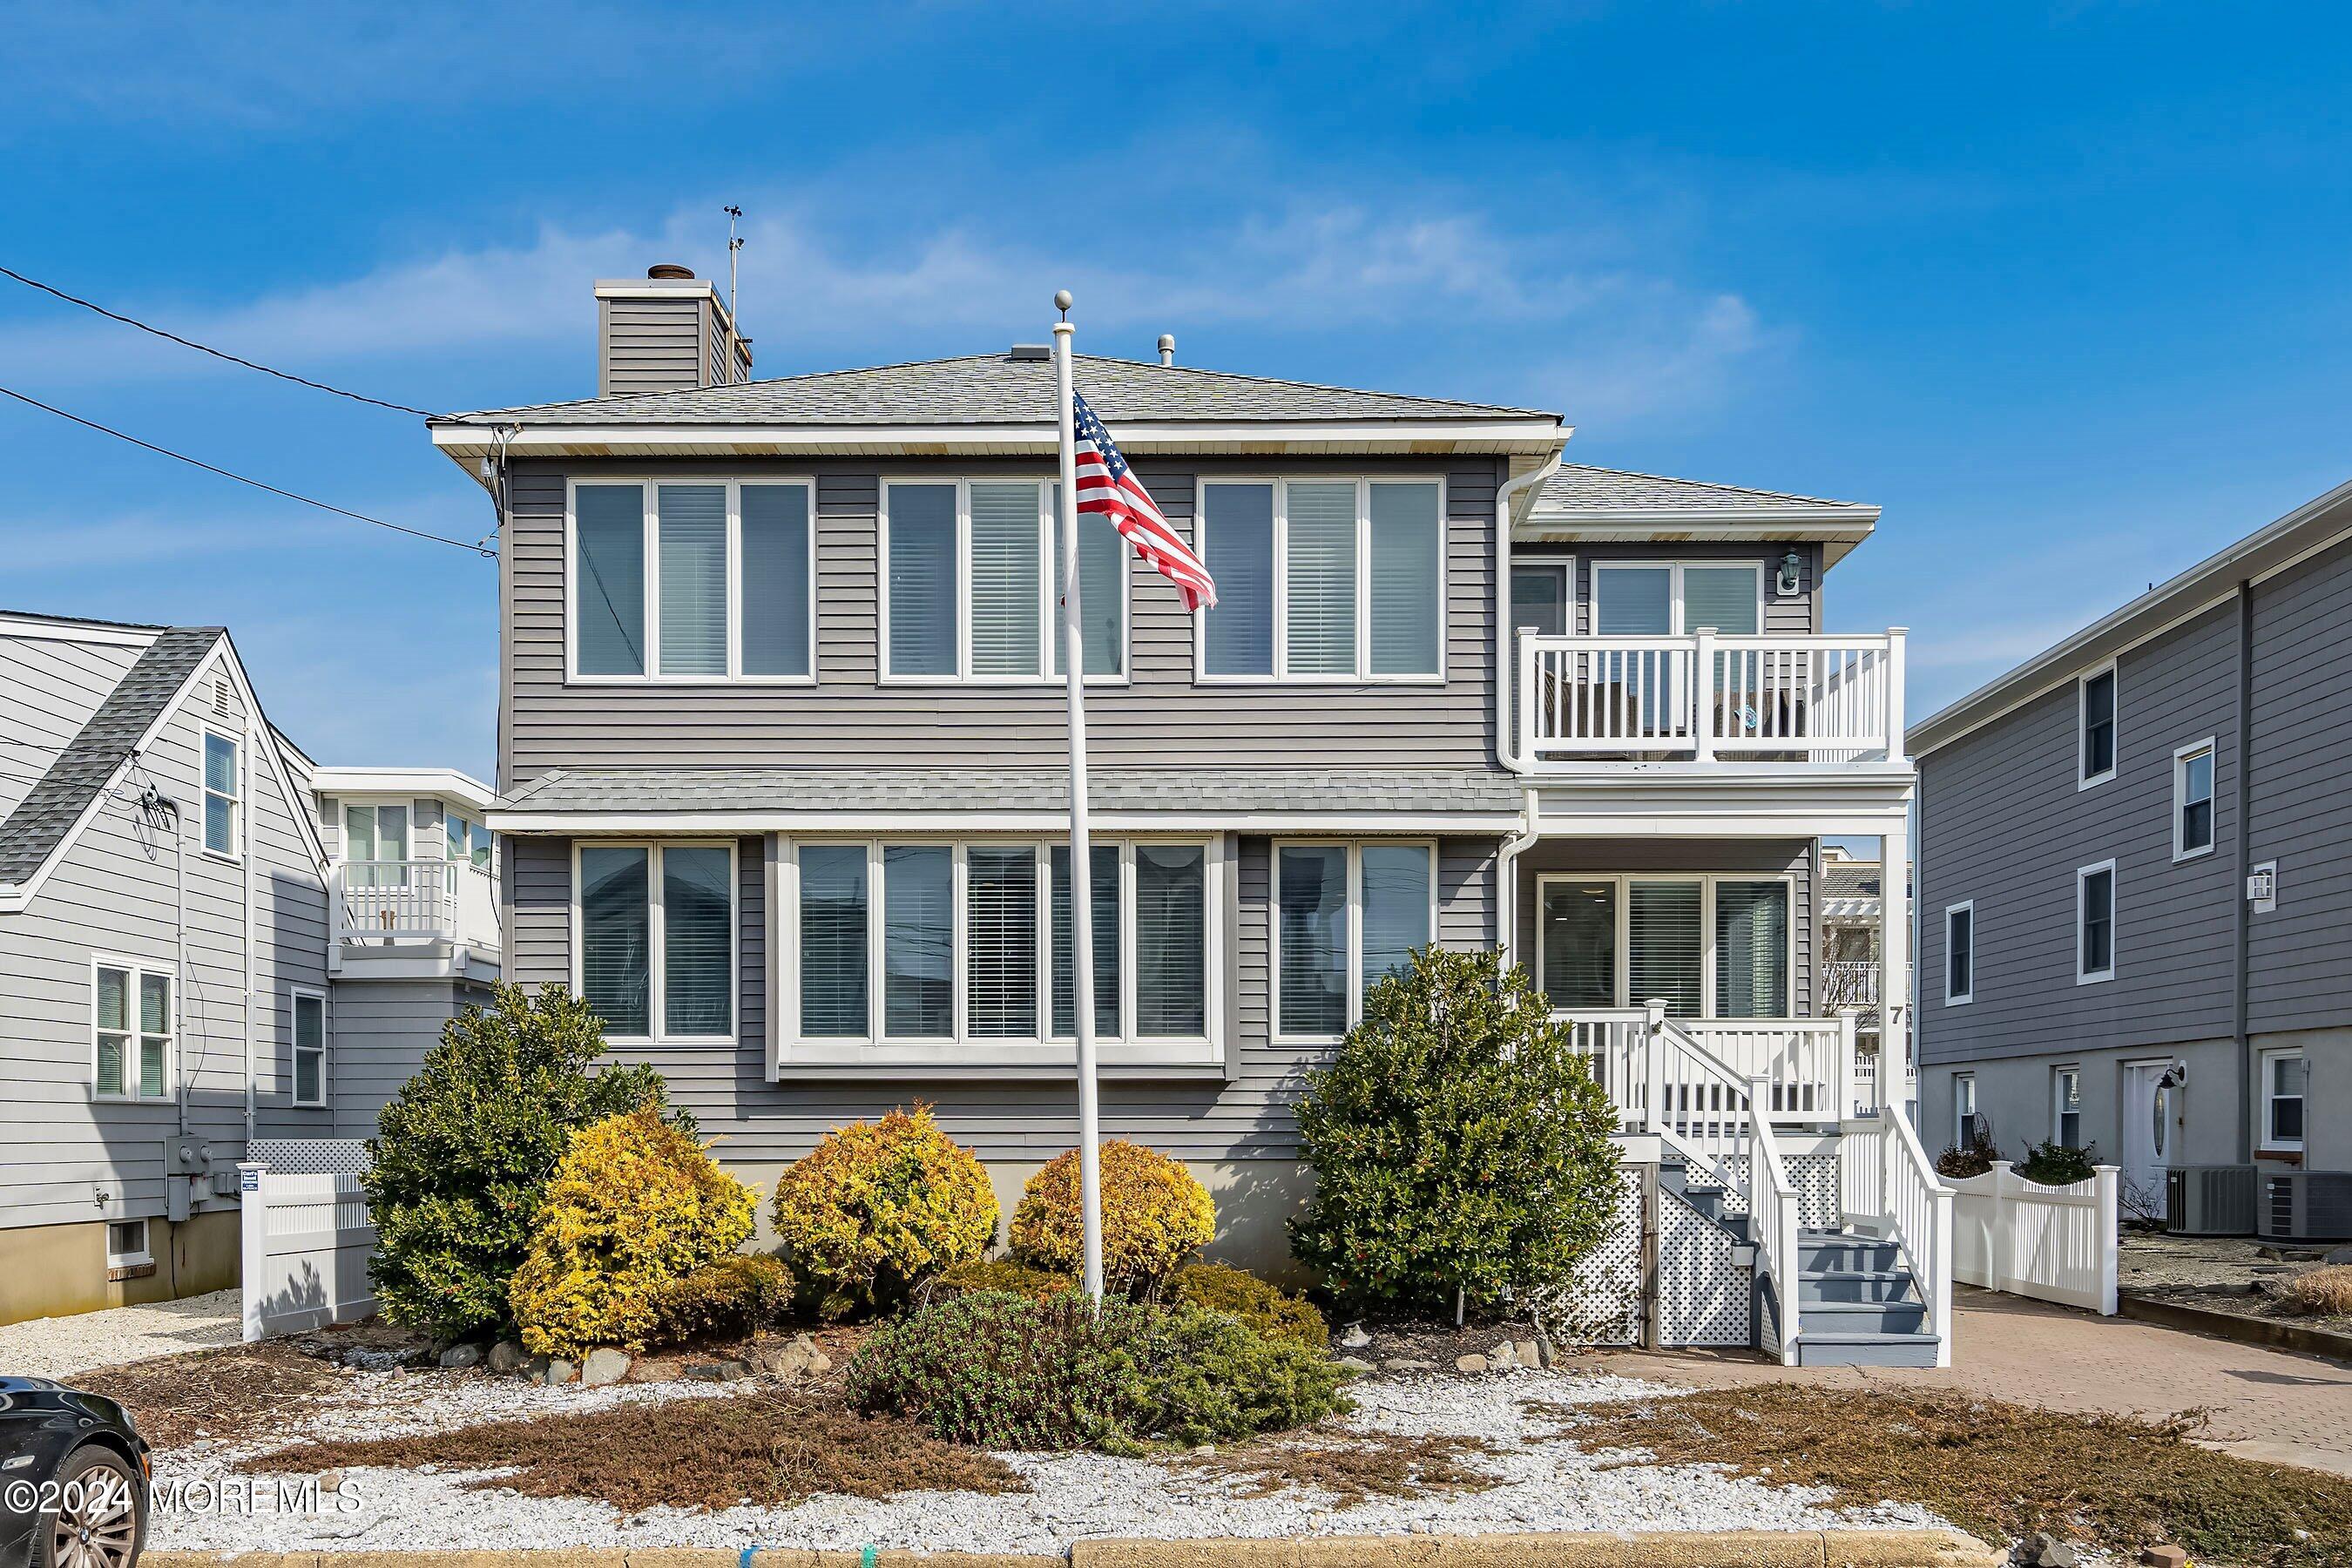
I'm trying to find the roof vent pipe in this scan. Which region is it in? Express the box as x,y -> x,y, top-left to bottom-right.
1158,334 -> 1175,367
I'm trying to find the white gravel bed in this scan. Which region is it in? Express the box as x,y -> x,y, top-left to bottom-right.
151,1363 -> 1952,1554
0,1288 -> 240,1377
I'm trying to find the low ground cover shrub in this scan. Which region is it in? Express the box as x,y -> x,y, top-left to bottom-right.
1289,947 -> 1621,1315
366,983 -> 682,1342
771,1106 -> 998,1320
1010,1141 -> 1214,1288
2277,1265 -> 2352,1318
2014,1139 -> 2099,1186
1168,1262 -> 1328,1349
930,1259 -> 1075,1302
848,1288 -> 1348,1451
656,1254 -> 794,1342
510,1107 -> 757,1357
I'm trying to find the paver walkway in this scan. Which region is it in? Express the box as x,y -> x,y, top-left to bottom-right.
1592,1286 -> 2352,1477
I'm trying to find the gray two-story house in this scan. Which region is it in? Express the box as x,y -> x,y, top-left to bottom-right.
427,267 -> 1936,1362
1912,478 -> 2352,1242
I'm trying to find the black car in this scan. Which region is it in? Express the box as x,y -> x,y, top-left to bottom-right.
0,1378 -> 149,1568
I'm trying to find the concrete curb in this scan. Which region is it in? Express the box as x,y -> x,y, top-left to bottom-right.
147,1531 -> 1999,1568
2119,1290 -> 2352,1364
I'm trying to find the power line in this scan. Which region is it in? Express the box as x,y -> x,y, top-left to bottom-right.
0,265 -> 435,417
0,384 -> 494,557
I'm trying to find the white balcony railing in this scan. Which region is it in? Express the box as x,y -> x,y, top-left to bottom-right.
1517,629 -> 1906,767
1556,1008 -> 1856,1131
332,860 -> 501,953
1822,959 -> 1917,1010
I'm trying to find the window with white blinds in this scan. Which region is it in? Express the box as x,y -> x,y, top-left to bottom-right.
577,843 -> 736,1040
1625,880 -> 1704,1017
787,840 -> 1213,1055
1713,880 -> 1788,1018
92,958 -> 174,1101
1538,873 -> 1793,1017
1201,478 -> 1443,680
1276,841 -> 1434,1037
884,479 -> 1129,681
292,989 -> 328,1107
571,479 -> 814,681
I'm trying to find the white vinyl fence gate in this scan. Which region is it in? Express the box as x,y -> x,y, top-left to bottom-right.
240,1139 -> 376,1341
1946,1160 -> 2119,1315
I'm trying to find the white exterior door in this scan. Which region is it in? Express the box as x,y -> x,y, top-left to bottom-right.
2121,1063 -> 2172,1220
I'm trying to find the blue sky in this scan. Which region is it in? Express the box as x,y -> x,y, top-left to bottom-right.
3,2 -> 2347,781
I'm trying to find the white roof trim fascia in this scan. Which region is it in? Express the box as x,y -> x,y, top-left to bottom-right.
486,808 -> 1527,835
0,612 -> 162,649
1909,477 -> 2352,758
429,417 -> 1564,456
313,767 -> 498,811
1523,504 -> 1879,529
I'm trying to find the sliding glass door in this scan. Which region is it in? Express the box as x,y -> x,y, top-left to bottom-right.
1537,874 -> 1792,1019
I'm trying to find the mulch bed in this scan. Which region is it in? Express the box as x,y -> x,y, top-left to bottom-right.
1536,1383 -> 2352,1567
1170,1431 -> 1503,1507
245,1389 -> 1022,1513
77,1341 -> 346,1450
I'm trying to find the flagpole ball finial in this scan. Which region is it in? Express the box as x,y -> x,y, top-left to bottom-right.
1055,288 -> 1074,315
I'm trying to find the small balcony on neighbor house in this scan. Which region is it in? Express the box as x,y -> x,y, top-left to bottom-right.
313,767 -> 504,977
1515,629 -> 1908,770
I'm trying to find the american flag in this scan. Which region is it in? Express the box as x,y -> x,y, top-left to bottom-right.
1072,390 -> 1217,610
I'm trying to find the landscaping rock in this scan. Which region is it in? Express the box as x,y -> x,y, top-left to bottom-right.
1382,1357 -> 1436,1374
2139,1547 -> 2190,1568
683,1358 -> 754,1382
1339,1322 -> 1373,1349
1512,1338 -> 1543,1369
1334,1355 -> 1375,1374
1454,1353 -> 1489,1374
436,1343 -> 483,1369
764,1332 -> 831,1379
484,1341 -> 529,1375
2325,1245 -> 2352,1266
316,1470 -> 347,1493
542,1357 -> 578,1385
1489,1338 -> 1517,1365
580,1347 -> 630,1386
2017,1531 -> 2081,1568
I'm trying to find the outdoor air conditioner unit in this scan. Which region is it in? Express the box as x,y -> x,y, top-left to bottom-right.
2258,1171 -> 2352,1243
2166,1166 -> 2257,1236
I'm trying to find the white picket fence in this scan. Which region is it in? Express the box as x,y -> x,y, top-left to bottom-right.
1945,1160 -> 2119,1316
238,1152 -> 377,1341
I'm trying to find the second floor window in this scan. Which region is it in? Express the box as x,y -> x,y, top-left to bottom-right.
2080,665 -> 2117,786
2173,740 -> 2215,859
572,480 -> 814,681
882,481 -> 1126,681
2077,860 -> 2116,983
1199,479 -> 1443,680
203,731 -> 240,857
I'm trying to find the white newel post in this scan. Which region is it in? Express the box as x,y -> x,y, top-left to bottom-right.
238,1161 -> 267,1342
2094,1164 -> 2121,1315
1987,1159 -> 2016,1294
1643,1000 -> 1668,1134
1879,828 -> 1909,1088
1885,625 -> 1909,757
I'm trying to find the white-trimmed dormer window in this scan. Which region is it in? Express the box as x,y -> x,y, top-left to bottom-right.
203,730 -> 240,858
2078,664 -> 2118,787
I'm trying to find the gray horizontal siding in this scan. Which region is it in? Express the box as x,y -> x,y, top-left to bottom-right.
598,297 -> 706,397
0,633 -> 142,822
322,977 -> 490,1139
503,456 -> 1507,785
505,831 -> 1498,1166
1917,598 -> 2243,1068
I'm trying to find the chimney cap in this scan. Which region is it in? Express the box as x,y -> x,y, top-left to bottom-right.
1008,343 -> 1052,362
646,263 -> 696,280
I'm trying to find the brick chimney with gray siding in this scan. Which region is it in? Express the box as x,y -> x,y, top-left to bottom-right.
594,265 -> 754,395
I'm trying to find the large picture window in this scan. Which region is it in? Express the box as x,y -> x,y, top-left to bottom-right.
882,479 -> 1127,681
786,839 -> 1214,1064
569,479 -> 814,681
1198,478 -> 1443,680
1535,873 -> 1796,1018
576,842 -> 737,1040
1274,841 -> 1435,1037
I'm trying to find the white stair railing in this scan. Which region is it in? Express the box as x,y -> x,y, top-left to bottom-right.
1840,1103 -> 1955,1367
1643,1004 -> 1805,1365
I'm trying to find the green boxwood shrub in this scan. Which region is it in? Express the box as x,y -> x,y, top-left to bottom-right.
847,1289 -> 1349,1451
1288,946 -> 1622,1315
655,1254 -> 794,1342
1167,1262 -> 1328,1349
364,983 -> 682,1342
2016,1139 -> 2099,1186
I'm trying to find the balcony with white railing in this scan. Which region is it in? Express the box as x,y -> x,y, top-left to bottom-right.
1517,629 -> 1907,770
331,859 -> 501,958
1556,1008 -> 1860,1132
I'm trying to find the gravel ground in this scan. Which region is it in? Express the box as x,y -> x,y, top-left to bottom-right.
149,1362 -> 1950,1554
0,1288 -> 241,1378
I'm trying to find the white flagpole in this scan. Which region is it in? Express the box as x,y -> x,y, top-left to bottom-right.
1052,289 -> 1106,1304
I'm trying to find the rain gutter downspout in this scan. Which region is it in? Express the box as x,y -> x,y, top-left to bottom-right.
1497,787 -> 1542,970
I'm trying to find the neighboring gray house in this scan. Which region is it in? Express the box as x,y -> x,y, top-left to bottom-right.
0,611 -> 498,1323
1911,478 -> 2352,1240
425,267 -> 1932,1362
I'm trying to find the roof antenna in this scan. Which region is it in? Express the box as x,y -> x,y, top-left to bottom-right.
724,205 -> 746,383
1158,334 -> 1175,367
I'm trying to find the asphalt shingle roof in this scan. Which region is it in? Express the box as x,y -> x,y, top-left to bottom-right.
0,627 -> 221,886
437,354 -> 1552,428
498,767 -> 1526,818
1822,862 -> 1883,903
1535,463 -> 1869,516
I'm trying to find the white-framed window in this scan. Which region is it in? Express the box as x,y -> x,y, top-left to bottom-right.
2052,1065 -> 2083,1149
1274,841 -> 1437,1037
291,986 -> 328,1108
1954,1073 -> 1981,1149
444,811 -> 494,873
106,1219 -> 152,1270
1944,901 -> 1975,1006
1195,477 -> 1446,681
2076,860 -> 2116,983
1589,559 -> 1767,637
784,837 -> 1218,1066
877,478 -> 1128,683
2261,1048 -> 2306,1152
573,841 -> 738,1042
2173,739 -> 2216,861
341,801 -> 411,889
91,956 -> 173,1102
202,729 -> 240,859
2078,663 -> 2118,788
569,477 -> 816,683
1533,872 -> 1795,1019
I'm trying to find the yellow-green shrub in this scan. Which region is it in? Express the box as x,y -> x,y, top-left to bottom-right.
509,1107 -> 756,1356
931,1258 -> 1075,1302
770,1106 -> 997,1319
1009,1140 -> 1213,1288
1169,1262 -> 1328,1349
